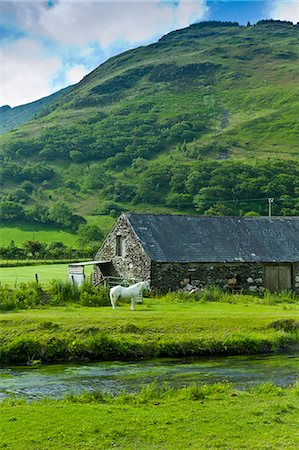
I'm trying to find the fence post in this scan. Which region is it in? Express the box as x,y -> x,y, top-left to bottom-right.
35,274 -> 39,285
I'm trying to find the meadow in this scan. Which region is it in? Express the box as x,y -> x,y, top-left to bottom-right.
0,215 -> 115,247
0,383 -> 298,449
1,288 -> 298,448
0,221 -> 78,247
0,263 -> 93,286
0,294 -> 298,364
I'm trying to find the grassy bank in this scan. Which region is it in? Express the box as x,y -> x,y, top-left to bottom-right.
1,383 -> 298,449
0,299 -> 298,364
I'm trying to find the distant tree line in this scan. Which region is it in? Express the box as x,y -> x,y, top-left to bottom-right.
0,201 -> 86,231
106,158 -> 299,217
0,224 -> 104,260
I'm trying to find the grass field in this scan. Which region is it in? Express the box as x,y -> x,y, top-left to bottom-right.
1,383 -> 298,449
0,221 -> 78,247
0,263 -> 93,286
0,216 -> 115,247
1,298 -> 298,448
1,300 -> 298,363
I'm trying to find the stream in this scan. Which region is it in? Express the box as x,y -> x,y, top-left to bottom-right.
0,352 -> 298,400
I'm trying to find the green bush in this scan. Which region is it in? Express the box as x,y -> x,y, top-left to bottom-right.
263,290 -> 298,304
47,280 -> 80,305
200,286 -> 224,302
80,284 -> 110,307
0,286 -> 18,311
13,282 -> 45,308
269,319 -> 299,332
162,286 -> 225,303
0,283 -> 46,310
5,336 -> 43,364
0,280 -> 110,310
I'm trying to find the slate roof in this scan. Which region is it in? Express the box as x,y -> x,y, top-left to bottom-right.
125,213 -> 299,263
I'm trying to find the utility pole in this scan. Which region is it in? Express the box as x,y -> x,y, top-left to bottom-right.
268,198 -> 274,217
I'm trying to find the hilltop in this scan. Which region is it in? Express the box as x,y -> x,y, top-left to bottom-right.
1,20 -> 298,228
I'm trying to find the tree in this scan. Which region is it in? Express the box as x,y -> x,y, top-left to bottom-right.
203,203 -> 234,216
77,224 -> 104,246
23,240 -> 45,258
25,205 -> 50,224
166,193 -> 193,210
0,201 -> 24,220
47,241 -> 68,258
49,202 -> 74,228
4,241 -> 24,259
100,202 -> 122,217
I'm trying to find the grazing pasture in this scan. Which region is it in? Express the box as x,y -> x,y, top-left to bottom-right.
1,292 -> 298,449
0,298 -> 298,364
0,383 -> 298,449
0,264 -> 93,286
0,222 -> 77,247
0,216 -> 114,247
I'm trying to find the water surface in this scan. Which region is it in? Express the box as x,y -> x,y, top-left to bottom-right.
0,352 -> 298,400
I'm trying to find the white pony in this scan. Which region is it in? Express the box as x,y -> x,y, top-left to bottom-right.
109,281 -> 150,310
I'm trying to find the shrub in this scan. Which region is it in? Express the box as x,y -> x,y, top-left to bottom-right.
0,282 -> 46,310
79,284 -> 110,307
13,282 -> 46,309
5,336 -> 43,364
263,290 -> 298,304
47,280 -> 81,305
0,281 -> 110,310
200,286 -> 224,302
0,286 -> 18,311
269,319 -> 299,333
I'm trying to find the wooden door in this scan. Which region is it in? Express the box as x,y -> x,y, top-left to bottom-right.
265,265 -> 292,292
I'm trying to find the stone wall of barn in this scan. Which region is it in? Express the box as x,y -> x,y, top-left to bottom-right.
94,214 -> 151,283
294,263 -> 299,294
150,262 -> 267,293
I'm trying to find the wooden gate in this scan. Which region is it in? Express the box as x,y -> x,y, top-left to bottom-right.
265,265 -> 292,292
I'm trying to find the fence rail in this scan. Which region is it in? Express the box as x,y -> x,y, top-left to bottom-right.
95,276 -> 139,288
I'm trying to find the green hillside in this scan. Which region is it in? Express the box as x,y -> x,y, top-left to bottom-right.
0,86 -> 71,135
1,20 -> 299,227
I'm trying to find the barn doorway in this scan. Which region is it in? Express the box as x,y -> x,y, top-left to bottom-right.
264,265 -> 292,292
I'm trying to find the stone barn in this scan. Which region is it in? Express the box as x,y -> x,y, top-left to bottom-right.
94,213 -> 299,293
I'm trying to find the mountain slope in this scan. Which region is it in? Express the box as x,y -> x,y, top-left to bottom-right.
1,20 -> 298,224
0,86 -> 71,135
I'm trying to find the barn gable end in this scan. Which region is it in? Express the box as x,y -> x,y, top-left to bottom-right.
94,213 -> 151,284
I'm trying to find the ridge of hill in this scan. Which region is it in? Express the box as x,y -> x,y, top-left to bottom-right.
0,20 -> 298,229
0,86 -> 72,135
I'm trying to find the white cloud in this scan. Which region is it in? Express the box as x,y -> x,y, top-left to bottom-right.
0,1 -> 208,106
270,1 -> 299,23
2,1 -> 208,47
66,64 -> 89,84
1,38 -> 60,107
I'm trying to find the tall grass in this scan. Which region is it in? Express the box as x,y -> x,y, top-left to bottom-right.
161,287 -> 298,305
0,281 -> 110,311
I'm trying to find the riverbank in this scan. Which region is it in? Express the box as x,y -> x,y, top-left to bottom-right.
1,300 -> 298,364
1,383 -> 298,449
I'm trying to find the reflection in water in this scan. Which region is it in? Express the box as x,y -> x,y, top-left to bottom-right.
0,352 -> 298,400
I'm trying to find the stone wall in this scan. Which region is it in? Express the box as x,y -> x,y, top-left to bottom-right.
94,214 -> 151,283
294,263 -> 299,294
151,262 -> 266,293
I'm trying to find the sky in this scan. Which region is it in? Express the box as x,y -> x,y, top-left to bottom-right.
0,0 -> 298,107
